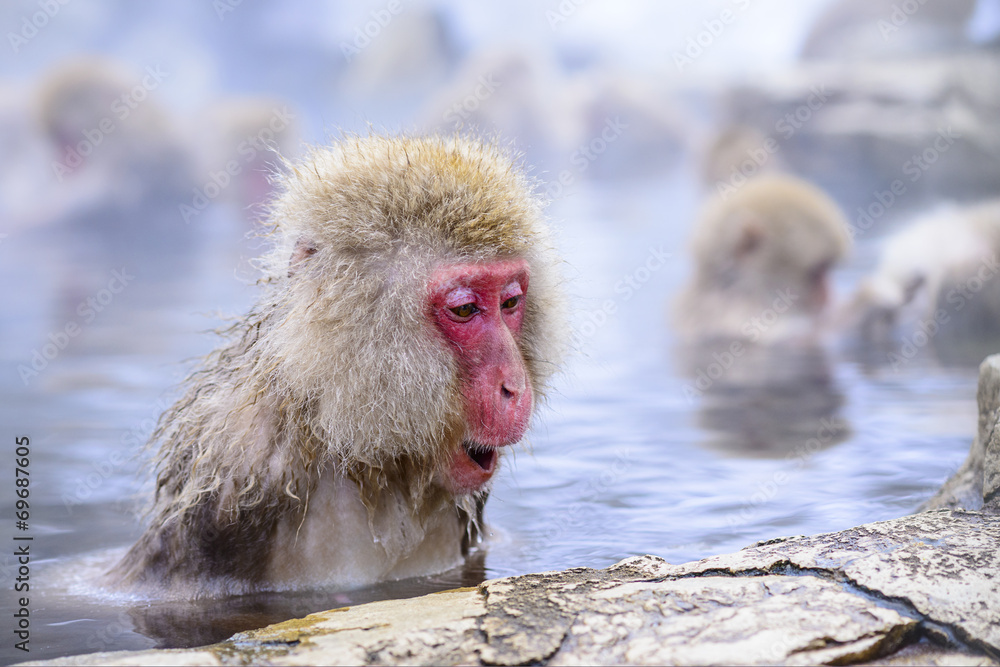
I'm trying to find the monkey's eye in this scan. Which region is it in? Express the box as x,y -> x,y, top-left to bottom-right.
808,260 -> 833,284
450,303 -> 478,319
502,296 -> 520,310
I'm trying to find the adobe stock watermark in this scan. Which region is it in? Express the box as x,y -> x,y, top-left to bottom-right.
179,106 -> 294,223
17,268 -> 134,385
681,289 -> 799,402
888,254 -> 999,371
545,0 -> 589,30
7,0 -> 71,54
213,0 -> 243,20
847,126 -> 960,240
50,64 -> 169,181
723,417 -> 845,531
878,0 -> 931,39
543,116 -> 628,202
442,73 -> 501,127
340,0 -> 403,62
673,0 -> 754,72
570,245 -> 671,349
715,85 -> 829,200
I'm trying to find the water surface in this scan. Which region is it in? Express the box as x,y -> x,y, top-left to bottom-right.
0,181 -> 979,662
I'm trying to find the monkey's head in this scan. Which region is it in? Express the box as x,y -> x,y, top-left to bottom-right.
692,175 -> 851,315
38,58 -> 170,161
260,135 -> 564,496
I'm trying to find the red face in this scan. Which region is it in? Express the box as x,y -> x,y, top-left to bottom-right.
429,259 -> 533,494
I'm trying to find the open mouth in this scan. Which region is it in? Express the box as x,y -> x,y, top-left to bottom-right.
446,439 -> 501,494
462,440 -> 497,472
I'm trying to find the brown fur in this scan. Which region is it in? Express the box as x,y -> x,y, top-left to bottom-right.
107,135 -> 565,597
674,174 -> 851,342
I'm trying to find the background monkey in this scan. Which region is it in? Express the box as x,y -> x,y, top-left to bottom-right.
107,135 -> 566,598
673,174 -> 852,343
673,175 -> 852,461
843,199 -> 1000,363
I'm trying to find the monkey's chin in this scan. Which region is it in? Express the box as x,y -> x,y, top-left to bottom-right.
444,441 -> 500,495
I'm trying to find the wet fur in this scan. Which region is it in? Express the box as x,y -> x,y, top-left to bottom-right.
108,135 -> 565,597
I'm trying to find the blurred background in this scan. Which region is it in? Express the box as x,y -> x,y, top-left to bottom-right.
3,0 -> 1000,661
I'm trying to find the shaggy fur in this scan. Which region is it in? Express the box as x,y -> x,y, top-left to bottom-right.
674,174 -> 851,342
107,135 -> 565,597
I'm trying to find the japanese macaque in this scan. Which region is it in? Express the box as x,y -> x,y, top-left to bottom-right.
38,57 -> 187,192
36,57 -> 195,250
673,175 -> 851,343
843,200 -> 1000,360
106,135 -> 565,598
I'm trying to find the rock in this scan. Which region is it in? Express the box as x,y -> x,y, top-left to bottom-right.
865,642 -> 997,666
492,573 -> 917,666
923,354 -> 1000,512
985,357 -> 1000,510
23,511 -> 999,666
630,510 -> 1000,657
986,422 -> 1000,512
799,0 -> 977,61
710,54 -> 1000,215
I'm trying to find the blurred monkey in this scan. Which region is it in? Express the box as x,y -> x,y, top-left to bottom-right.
36,57 -> 195,250
843,200 -> 1000,363
674,175 -> 852,458
38,57 -> 187,196
674,174 -> 852,343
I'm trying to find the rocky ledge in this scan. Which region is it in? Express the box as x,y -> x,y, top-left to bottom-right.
922,355 -> 1000,514
29,357 -> 1000,667
29,510 -> 999,666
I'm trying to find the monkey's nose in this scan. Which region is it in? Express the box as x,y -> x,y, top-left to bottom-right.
500,376 -> 526,400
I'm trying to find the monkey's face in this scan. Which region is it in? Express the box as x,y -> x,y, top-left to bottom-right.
428,259 -> 533,494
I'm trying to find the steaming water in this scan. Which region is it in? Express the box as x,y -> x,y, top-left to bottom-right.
0,180 -> 979,662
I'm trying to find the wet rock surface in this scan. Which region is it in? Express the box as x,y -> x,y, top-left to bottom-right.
27,510 -> 999,666
924,354 -> 1000,512
630,510 -> 1000,659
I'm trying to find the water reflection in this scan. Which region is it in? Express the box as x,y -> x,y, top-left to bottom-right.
126,552 -> 487,649
676,341 -> 849,458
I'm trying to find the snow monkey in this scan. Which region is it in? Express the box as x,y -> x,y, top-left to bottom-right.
106,135 -> 566,598
843,199 -> 1000,354
673,175 -> 851,343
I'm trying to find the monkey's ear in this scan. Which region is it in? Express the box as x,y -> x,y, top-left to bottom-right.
288,238 -> 318,277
